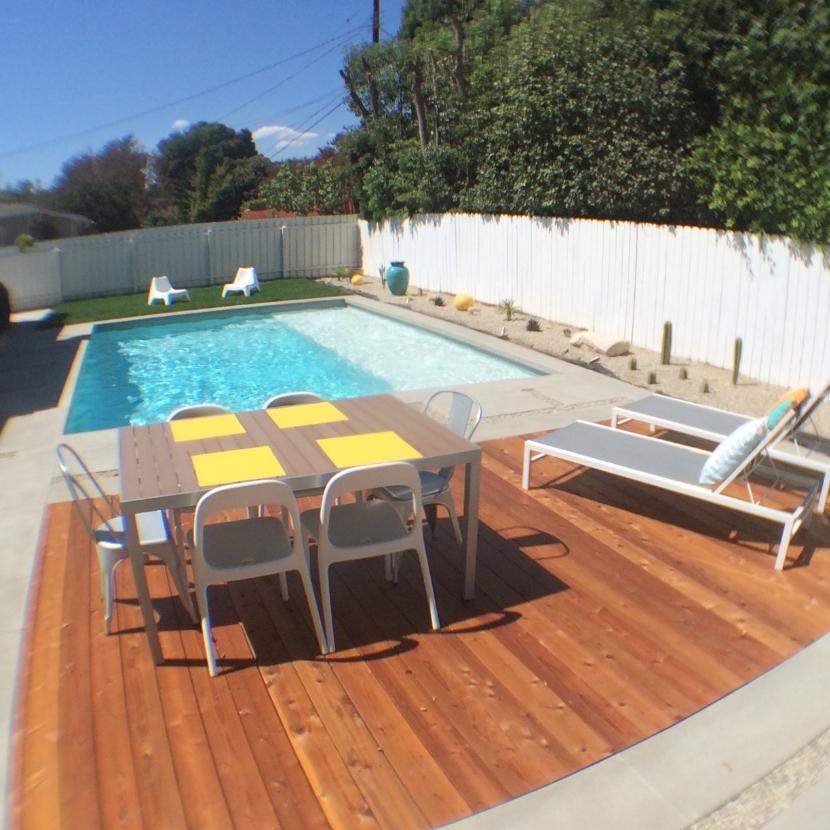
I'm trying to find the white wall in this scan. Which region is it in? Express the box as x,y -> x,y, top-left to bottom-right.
360,214 -> 830,390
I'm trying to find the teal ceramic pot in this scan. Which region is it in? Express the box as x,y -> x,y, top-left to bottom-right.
386,261 -> 410,296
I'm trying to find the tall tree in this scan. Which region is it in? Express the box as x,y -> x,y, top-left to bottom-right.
51,136 -> 149,232
152,122 -> 270,223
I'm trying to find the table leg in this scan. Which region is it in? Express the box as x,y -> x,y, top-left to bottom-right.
463,456 -> 481,599
124,512 -> 163,665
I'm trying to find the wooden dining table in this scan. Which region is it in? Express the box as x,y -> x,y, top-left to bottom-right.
118,394 -> 483,664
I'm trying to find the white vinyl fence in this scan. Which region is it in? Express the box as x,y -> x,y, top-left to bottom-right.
360,214 -> 830,391
0,214 -> 359,311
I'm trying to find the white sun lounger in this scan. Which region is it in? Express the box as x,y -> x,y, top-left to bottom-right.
611,382 -> 830,512
522,410 -> 820,570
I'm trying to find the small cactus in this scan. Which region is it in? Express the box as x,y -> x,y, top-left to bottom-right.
678,367 -> 688,380
628,356 -> 638,370
661,321 -> 672,365
430,296 -> 445,306
647,371 -> 658,384
700,379 -> 710,394
732,337 -> 743,385
526,318 -> 541,332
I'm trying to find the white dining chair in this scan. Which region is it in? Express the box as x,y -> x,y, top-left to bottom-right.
192,479 -> 327,676
300,462 -> 440,652
262,391 -> 323,408
372,390 -> 482,544
56,443 -> 197,634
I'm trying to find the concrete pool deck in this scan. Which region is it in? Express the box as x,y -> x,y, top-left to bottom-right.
1,298 -> 829,828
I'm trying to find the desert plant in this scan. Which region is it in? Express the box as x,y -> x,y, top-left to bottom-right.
526,318 -> 541,332
15,233 -> 35,252
732,337 -> 743,385
499,298 -> 519,321
647,370 -> 657,384
700,379 -> 710,394
0,282 -> 10,330
660,321 -> 672,365
678,367 -> 688,380
628,356 -> 638,370
334,265 -> 350,281
430,296 -> 445,306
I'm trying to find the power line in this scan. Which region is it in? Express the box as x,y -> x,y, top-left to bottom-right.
266,96 -> 347,160
0,23 -> 368,160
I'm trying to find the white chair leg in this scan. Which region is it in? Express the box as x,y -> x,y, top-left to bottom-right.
196,586 -> 218,676
774,519 -> 795,571
440,494 -> 463,546
97,546 -> 117,635
413,543 -> 440,631
278,573 -> 290,601
298,567 -> 327,654
319,560 -> 335,652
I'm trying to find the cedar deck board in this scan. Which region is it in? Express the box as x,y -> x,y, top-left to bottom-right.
11,433 -> 830,830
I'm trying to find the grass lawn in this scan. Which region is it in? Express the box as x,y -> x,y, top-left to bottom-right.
52,277 -> 348,325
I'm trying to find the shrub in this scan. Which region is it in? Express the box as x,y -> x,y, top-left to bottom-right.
499,298 -> 519,321
15,233 -> 35,252
430,296 -> 445,306
0,282 -> 11,330
526,318 -> 541,332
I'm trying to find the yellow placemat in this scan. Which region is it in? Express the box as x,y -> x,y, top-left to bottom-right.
267,400 -> 348,429
317,430 -> 422,468
192,446 -> 286,487
170,413 -> 246,442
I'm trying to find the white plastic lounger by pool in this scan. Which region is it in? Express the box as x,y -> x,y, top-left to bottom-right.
522,409 -> 820,570
611,382 -> 830,512
147,275 -> 191,306
221,266 -> 260,298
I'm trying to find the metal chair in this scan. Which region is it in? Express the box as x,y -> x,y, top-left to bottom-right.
262,391 -> 323,408
372,390 -> 482,544
56,443 -> 197,634
300,462 -> 440,652
192,479 -> 327,676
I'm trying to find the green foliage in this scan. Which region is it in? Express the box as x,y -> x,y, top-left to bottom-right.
525,318 -> 541,332
51,136 -> 149,232
431,295 -> 445,306
498,298 -> 519,320
252,156 -> 352,215
661,321 -> 673,365
732,337 -> 743,385
14,233 -> 35,252
153,122 -> 270,223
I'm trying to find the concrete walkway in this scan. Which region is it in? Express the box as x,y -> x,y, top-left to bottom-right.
1,301 -> 828,828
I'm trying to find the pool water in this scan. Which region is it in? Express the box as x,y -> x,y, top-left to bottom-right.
65,303 -> 539,433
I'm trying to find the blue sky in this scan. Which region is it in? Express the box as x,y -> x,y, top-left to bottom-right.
1,0 -> 407,189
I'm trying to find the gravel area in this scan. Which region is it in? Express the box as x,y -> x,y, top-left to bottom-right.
331,275 -> 829,437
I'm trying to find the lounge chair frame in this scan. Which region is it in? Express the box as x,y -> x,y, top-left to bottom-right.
610,384 -> 830,512
522,409 -> 819,570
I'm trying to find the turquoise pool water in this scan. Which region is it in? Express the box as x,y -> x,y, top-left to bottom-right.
65,303 -> 539,433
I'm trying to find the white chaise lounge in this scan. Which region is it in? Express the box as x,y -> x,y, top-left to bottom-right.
522,407 -> 820,570
610,382 -> 830,512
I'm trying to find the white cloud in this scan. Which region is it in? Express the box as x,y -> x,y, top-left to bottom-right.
252,124 -> 318,157
171,119 -> 190,131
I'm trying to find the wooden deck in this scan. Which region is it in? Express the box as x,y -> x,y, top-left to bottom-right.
10,431 -> 830,830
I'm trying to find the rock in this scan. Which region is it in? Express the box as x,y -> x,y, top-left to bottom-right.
569,330 -> 630,357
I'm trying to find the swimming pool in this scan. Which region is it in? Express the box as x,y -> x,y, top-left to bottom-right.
65,301 -> 540,433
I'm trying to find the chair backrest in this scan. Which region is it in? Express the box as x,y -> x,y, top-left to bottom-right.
235,266 -> 258,287
794,379 -> 830,432
168,403 -> 231,420
154,275 -> 173,292
423,390 -> 482,440
193,478 -> 302,579
263,391 -> 323,408
55,443 -> 117,540
423,390 -> 482,481
318,462 -> 423,550
715,406 -> 799,492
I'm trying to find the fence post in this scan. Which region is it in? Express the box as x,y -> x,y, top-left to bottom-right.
204,229 -> 213,285
53,246 -> 64,303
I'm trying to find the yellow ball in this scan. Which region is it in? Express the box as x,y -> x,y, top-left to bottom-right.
453,293 -> 474,311
350,273 -> 364,285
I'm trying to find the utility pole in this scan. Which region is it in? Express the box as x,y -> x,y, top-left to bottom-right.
372,0 -> 380,44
